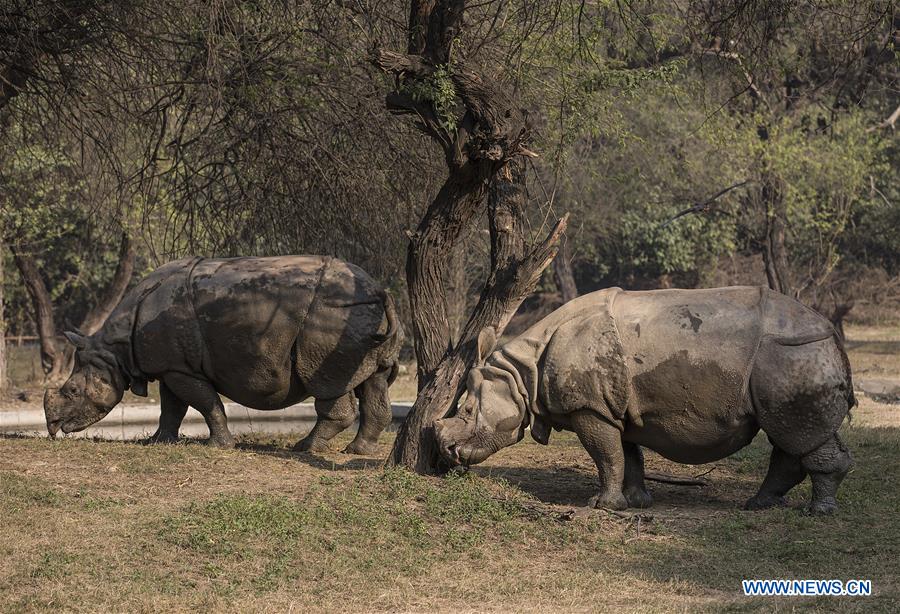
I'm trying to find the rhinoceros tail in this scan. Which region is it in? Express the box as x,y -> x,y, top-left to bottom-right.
371,290 -> 400,346
835,333 -> 858,411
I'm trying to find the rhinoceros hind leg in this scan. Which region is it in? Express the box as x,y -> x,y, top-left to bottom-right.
623,442 -> 653,508
745,445 -> 806,510
343,365 -> 394,455
570,410 -> 628,510
801,434 -> 852,515
294,393 -> 357,453
145,382 -> 189,445
163,373 -> 234,449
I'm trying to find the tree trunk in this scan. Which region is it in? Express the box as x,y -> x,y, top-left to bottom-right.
829,302 -> 854,343
552,237 -> 578,303
78,232 -> 136,335
405,167 -> 491,384
761,176 -> 793,296
373,2 -> 565,473
388,160 -> 567,472
11,247 -> 67,381
0,245 -> 7,390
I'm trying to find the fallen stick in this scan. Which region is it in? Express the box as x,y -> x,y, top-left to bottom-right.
644,471 -> 709,486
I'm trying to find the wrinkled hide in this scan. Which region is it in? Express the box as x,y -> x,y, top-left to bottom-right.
44,339 -> 126,436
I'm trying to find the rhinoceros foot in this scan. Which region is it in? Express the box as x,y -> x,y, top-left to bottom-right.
623,486 -> 653,509
143,430 -> 179,445
743,494 -> 789,510
293,436 -> 331,453
342,440 -> 380,456
589,491 -> 628,511
206,433 -> 235,449
806,498 -> 838,516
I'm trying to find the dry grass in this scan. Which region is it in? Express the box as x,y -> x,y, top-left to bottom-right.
1,398 -> 899,613
844,325 -> 900,384
0,325 -> 898,612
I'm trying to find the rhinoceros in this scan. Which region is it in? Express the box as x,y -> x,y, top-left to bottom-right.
434,286 -> 856,514
44,255 -> 402,454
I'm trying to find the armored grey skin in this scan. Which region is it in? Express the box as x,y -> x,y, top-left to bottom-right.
435,286 -> 855,515
44,256 -> 402,454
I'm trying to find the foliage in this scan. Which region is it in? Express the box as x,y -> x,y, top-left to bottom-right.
401,64 -> 460,134
0,0 -> 897,342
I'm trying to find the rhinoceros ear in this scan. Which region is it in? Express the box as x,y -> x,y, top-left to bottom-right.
476,326 -> 497,366
64,331 -> 88,349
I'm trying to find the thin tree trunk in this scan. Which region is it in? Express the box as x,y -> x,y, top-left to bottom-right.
78,232 -> 135,335
11,247 -> 66,380
830,302 -> 854,342
552,237 -> 578,303
0,245 -> 7,390
761,176 -> 793,296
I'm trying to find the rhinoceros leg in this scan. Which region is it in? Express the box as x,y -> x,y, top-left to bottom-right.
800,434 -> 852,515
343,366 -> 393,456
570,409 -> 628,510
623,442 -> 653,508
745,445 -> 807,510
145,382 -> 188,444
163,373 -> 235,449
294,392 -> 357,453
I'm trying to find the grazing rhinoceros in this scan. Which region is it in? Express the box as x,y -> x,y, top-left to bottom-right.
44,256 -> 402,454
434,286 -> 856,514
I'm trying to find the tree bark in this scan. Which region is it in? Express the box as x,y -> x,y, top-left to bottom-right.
405,166 -> 491,383
388,160 -> 567,472
552,237 -> 578,303
761,176 -> 793,296
0,245 -> 7,390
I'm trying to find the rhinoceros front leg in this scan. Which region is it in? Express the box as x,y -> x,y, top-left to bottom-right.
294,392 -> 357,453
343,366 -> 393,456
745,445 -> 807,510
162,373 -> 235,449
570,409 -> 628,511
623,442 -> 653,508
145,382 -> 188,444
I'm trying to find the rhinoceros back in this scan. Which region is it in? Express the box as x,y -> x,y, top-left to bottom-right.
129,255 -> 393,408
612,287 -> 765,427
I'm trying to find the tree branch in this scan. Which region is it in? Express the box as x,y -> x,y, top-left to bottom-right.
78,232 -> 136,335
867,103 -> 900,132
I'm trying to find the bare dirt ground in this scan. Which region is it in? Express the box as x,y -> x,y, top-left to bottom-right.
0,324 -> 898,612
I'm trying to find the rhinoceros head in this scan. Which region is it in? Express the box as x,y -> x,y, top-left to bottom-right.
44,332 -> 126,437
434,327 -> 528,467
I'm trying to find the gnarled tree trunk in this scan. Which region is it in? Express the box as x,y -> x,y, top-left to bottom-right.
372,2 -> 566,473
389,158 -> 567,472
